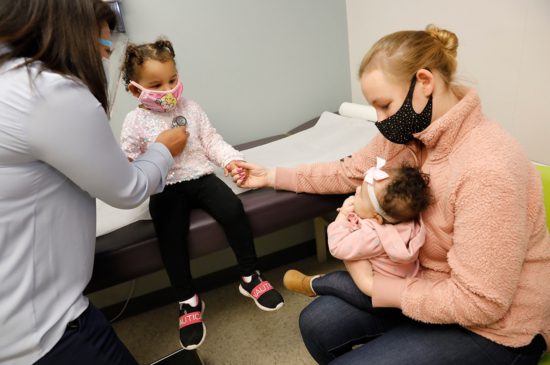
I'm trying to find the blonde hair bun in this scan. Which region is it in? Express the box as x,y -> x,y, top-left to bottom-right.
425,24 -> 458,58
358,25 -> 459,85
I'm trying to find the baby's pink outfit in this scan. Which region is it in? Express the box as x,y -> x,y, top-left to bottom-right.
328,213 -> 426,278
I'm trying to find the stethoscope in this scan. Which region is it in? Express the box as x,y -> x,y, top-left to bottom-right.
172,115 -> 187,128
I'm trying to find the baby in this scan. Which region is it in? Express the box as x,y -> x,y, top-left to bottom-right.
284,157 -> 431,306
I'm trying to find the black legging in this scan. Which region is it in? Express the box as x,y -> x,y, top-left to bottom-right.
149,174 -> 258,300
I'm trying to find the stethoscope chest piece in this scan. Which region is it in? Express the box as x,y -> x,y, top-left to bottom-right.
172,115 -> 187,128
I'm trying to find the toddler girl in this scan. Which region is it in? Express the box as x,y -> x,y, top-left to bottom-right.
120,39 -> 284,350
284,157 -> 431,310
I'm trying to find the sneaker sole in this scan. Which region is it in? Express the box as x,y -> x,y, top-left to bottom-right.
238,284 -> 284,312
180,301 -> 206,351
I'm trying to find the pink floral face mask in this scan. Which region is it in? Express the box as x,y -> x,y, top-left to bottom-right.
130,79 -> 183,113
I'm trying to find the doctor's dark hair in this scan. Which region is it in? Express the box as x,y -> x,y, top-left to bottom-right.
380,165 -> 432,223
122,39 -> 176,90
94,0 -> 117,31
0,0 -> 111,112
358,24 -> 459,86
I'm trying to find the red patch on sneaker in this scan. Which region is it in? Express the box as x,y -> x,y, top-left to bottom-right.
251,281 -> 274,300
179,311 -> 202,328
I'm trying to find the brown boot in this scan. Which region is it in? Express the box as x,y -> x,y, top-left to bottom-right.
283,269 -> 320,297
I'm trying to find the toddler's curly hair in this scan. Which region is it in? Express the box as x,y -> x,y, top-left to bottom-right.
121,38 -> 176,90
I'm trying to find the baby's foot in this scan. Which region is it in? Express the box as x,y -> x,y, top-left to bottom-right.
283,269 -> 321,297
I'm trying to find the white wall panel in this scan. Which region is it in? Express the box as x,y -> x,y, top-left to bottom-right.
346,0 -> 550,163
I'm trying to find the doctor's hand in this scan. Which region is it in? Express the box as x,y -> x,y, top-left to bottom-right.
231,161 -> 275,189
155,127 -> 189,157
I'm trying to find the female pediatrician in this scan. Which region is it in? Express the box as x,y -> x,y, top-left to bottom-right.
0,0 -> 187,364
233,25 -> 550,364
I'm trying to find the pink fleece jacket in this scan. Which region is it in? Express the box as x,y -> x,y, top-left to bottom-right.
275,89 -> 550,349
328,213 -> 426,278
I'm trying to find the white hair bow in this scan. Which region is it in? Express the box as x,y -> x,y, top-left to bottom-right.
364,157 -> 389,184
363,157 -> 398,223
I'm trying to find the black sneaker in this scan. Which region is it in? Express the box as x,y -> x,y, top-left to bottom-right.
178,295 -> 206,350
238,271 -> 284,311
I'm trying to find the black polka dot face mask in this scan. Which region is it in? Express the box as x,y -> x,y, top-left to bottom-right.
375,77 -> 433,144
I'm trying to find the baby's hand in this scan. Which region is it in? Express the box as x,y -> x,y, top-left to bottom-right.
335,196 -> 355,222
338,196 -> 355,216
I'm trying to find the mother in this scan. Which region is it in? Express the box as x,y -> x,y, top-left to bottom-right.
0,0 -> 187,364
233,25 -> 550,364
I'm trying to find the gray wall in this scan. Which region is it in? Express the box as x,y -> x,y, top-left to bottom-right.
109,0 -> 351,144
92,0 -> 350,307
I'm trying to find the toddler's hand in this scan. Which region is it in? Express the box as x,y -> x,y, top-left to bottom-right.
225,161 -> 250,186
224,161 -> 235,176
224,160 -> 245,177
230,161 -> 271,188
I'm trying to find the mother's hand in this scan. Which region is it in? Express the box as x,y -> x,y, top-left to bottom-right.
231,161 -> 275,189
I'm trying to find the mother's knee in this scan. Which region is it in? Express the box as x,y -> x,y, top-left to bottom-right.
298,302 -> 318,336
299,297 -> 334,337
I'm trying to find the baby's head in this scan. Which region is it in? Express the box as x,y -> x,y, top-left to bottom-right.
122,38 -> 182,112
355,163 -> 432,224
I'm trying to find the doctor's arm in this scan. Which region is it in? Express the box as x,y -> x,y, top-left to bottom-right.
27,82 -> 183,208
